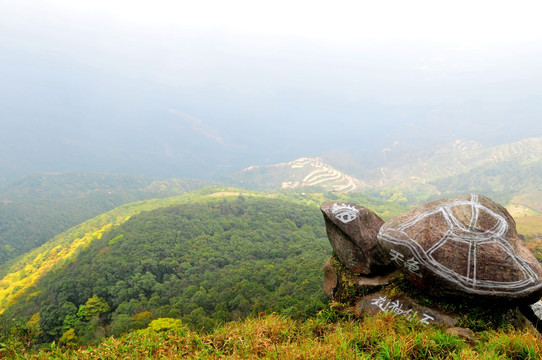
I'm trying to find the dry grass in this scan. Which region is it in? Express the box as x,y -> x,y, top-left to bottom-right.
10,312 -> 542,360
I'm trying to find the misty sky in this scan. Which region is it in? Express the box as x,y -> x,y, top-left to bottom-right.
1,0 -> 542,181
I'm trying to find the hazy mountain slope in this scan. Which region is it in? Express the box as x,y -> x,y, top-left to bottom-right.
222,157 -> 366,193
355,136 -> 541,187
0,52 -> 253,183
428,159 -> 542,210
422,138 -> 542,209
218,135 -> 542,206
0,172 -> 210,267
317,136 -> 542,206
3,48 -> 542,186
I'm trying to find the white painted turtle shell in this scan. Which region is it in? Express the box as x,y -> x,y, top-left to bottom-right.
377,194 -> 542,302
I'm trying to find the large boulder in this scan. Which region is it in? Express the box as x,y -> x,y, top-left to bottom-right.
321,202 -> 391,275
377,193 -> 542,303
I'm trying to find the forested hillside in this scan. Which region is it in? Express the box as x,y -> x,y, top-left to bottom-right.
0,188 -> 406,349
429,159 -> 542,212
0,172 -> 209,267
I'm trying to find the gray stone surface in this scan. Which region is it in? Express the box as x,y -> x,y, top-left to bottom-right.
355,292 -> 457,327
323,258 -> 338,300
321,202 -> 390,274
531,300 -> 542,320
377,193 -> 542,302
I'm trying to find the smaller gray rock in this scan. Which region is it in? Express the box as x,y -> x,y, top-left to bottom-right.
323,258 -> 338,300
321,202 -> 390,274
446,327 -> 475,344
355,292 -> 457,327
531,300 -> 542,320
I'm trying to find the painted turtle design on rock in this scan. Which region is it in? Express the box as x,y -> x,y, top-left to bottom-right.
320,201 -> 391,275
377,193 -> 542,301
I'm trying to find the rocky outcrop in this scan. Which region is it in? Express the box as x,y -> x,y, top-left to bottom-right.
321,193 -> 542,332
320,202 -> 391,275
377,194 -> 542,303
323,252 -> 537,332
323,256 -> 399,302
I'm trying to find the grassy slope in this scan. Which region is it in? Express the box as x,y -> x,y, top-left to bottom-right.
17,312 -> 542,359
4,185 -> 541,358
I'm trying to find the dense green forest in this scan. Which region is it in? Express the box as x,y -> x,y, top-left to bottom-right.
0,172 -> 209,267
1,184 -> 541,357
0,188 -> 406,350
34,197 -> 330,344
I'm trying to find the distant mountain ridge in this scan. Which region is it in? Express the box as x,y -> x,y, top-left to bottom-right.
365,136 -> 542,187
223,135 -> 542,211
329,135 -> 542,210
224,157 -> 366,193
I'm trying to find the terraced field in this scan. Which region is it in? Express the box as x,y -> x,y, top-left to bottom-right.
281,158 -> 362,193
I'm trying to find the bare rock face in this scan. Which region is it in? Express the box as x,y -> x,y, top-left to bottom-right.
323,258 -> 338,300
377,193 -> 542,303
323,256 -> 400,301
320,202 -> 390,275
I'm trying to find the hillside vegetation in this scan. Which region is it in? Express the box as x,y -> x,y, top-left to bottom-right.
361,136 -> 542,188
0,187 -> 406,351
221,136 -> 542,210
9,312 -> 542,359
1,177 -> 541,358
0,172 -> 209,267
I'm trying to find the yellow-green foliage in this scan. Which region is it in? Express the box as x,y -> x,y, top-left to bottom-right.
0,188 -> 270,315
107,234 -> 124,246
78,295 -> 110,321
0,224 -> 113,313
20,313 -> 542,359
59,328 -> 77,346
145,318 -> 183,332
515,215 -> 542,261
507,205 -> 540,218
133,311 -> 153,322
0,187 -> 405,319
516,215 -> 542,242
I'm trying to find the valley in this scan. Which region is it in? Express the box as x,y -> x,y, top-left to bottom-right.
1,135 -> 542,356
3,2 -> 542,356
